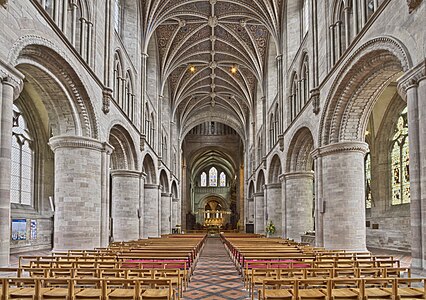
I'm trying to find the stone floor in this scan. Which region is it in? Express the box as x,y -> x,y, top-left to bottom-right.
183,237 -> 249,299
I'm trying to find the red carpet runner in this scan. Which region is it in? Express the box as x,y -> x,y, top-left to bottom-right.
183,237 -> 248,300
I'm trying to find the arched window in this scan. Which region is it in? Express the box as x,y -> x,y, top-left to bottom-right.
209,167 -> 218,187
301,56 -> 309,105
391,108 -> 410,205
114,0 -> 123,34
333,0 -> 352,63
125,71 -> 134,120
150,113 -> 155,146
302,0 -> 310,36
200,172 -> 207,187
11,105 -> 34,206
113,53 -> 123,106
220,172 -> 226,187
162,135 -> 167,163
290,72 -> 298,121
269,114 -> 275,149
365,152 -> 372,208
258,135 -> 263,164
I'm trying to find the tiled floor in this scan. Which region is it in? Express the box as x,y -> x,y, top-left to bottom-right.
183,237 -> 249,300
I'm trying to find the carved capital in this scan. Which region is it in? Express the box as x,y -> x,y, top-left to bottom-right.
102,88 -> 113,114
49,135 -> 104,152
110,170 -> 141,178
397,59 -> 426,99
278,134 -> 284,151
407,0 -> 423,13
0,0 -> 8,7
0,59 -> 25,100
102,142 -> 114,155
311,141 -> 369,158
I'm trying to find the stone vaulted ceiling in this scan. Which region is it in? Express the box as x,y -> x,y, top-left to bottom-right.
142,0 -> 283,138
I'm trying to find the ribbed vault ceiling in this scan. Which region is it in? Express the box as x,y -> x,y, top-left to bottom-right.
142,0 -> 283,137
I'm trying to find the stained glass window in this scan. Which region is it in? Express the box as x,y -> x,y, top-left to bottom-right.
11,105 -> 33,206
365,152 -> 372,208
201,172 -> 207,187
209,167 -> 217,187
220,172 -> 226,187
391,108 -> 410,205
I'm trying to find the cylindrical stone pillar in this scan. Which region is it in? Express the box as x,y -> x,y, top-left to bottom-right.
314,141 -> 369,251
416,76 -> 426,269
265,184 -> 282,237
143,184 -> 160,238
254,192 -> 265,234
0,80 -> 14,266
283,172 -> 314,242
49,136 -> 104,250
100,143 -> 113,247
139,173 -> 146,239
111,170 -> 140,242
161,193 -> 172,234
172,198 -> 178,230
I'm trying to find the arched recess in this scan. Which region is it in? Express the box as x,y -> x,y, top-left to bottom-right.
170,180 -> 180,230
9,38 -> 98,138
108,124 -> 138,170
142,154 -> 156,184
286,127 -> 315,172
159,169 -> 171,234
247,180 -> 255,226
254,170 -> 266,233
320,37 -> 411,145
108,125 -> 139,242
267,154 -> 283,236
284,127 -> 315,241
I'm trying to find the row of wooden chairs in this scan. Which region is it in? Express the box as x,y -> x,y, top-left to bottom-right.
0,277 -> 176,299
246,267 -> 410,298
257,277 -> 426,300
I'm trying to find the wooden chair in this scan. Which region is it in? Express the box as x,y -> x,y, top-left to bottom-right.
297,278 -> 328,300
326,278 -> 362,300
258,279 -> 296,300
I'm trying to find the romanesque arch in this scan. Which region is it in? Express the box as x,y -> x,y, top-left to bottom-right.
108,124 -> 138,170
10,37 -> 99,138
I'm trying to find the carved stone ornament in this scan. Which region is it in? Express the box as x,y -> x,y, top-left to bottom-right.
102,88 -> 113,114
310,88 -> 320,115
407,0 -> 423,13
140,134 -> 146,151
0,0 -> 8,7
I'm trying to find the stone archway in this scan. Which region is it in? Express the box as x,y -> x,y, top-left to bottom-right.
315,37 -> 412,251
267,154 -> 283,236
159,170 -> 172,234
108,125 -> 139,242
254,170 -> 266,233
142,154 -> 159,237
284,127 -> 315,241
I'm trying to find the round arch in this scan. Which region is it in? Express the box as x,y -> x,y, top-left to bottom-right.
142,153 -> 156,184
108,124 -> 138,170
319,37 -> 412,146
286,127 -> 315,172
9,36 -> 99,139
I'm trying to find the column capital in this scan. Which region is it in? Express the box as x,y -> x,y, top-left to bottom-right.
49,135 -> 105,152
397,59 -> 426,99
311,141 -> 369,159
102,142 -> 114,155
0,59 -> 25,100
281,171 -> 315,180
264,183 -> 281,189
110,169 -> 141,178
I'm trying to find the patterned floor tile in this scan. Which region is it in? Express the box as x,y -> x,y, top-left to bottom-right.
183,237 -> 249,300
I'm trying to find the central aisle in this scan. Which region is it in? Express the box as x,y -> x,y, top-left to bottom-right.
183,237 -> 248,300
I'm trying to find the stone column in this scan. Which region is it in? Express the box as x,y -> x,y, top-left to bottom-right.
312,141 -> 369,251
0,76 -> 22,266
111,170 -> 140,242
280,174 -> 287,238
49,136 -> 104,250
254,192 -> 265,234
247,197 -> 254,225
283,172 -> 314,242
143,184 -> 160,238
398,62 -> 426,270
100,143 -> 113,247
138,173 -> 146,239
265,183 -> 282,236
172,198 -> 177,229
161,192 -> 172,234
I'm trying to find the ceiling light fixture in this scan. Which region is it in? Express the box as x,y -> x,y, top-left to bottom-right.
189,65 -> 196,73
230,65 -> 238,75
